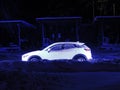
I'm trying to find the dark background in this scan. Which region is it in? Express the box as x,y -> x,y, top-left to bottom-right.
0,1 -> 120,90
1,0 -> 120,23
0,0 -> 120,50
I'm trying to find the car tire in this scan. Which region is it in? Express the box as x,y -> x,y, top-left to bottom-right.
29,56 -> 41,62
73,55 -> 87,62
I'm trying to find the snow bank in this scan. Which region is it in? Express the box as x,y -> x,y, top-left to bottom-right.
0,60 -> 120,72
0,60 -> 120,90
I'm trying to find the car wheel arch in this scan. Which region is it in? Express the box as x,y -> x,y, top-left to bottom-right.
72,54 -> 87,60
28,55 -> 42,61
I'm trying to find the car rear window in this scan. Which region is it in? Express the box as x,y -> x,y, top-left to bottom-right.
75,44 -> 86,48
63,44 -> 75,49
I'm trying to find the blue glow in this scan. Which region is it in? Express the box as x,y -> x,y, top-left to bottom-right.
94,16 -> 120,22
0,20 -> 36,29
36,17 -> 82,21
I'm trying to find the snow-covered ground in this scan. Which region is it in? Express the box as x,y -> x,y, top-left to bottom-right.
0,70 -> 120,90
92,47 -> 120,62
37,72 -> 120,90
0,47 -> 120,90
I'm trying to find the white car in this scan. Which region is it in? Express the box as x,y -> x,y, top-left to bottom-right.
22,41 -> 93,62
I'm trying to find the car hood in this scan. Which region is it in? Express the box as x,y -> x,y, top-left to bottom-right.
24,50 -> 42,55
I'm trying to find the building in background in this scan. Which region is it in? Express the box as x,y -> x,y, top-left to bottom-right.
0,20 -> 36,51
94,16 -> 120,50
36,17 -> 82,48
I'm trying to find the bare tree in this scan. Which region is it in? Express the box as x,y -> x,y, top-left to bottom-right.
0,0 -> 19,19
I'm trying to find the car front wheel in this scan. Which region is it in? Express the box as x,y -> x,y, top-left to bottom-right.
29,56 -> 41,62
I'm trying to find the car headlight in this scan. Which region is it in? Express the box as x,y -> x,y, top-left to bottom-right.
22,54 -> 29,58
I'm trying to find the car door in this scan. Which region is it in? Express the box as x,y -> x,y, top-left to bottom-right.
61,44 -> 78,59
43,43 -> 78,60
47,44 -> 77,60
45,44 -> 65,60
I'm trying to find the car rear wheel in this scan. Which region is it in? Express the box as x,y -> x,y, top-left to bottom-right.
29,56 -> 41,62
73,56 -> 87,62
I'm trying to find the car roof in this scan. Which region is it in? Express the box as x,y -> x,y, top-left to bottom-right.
51,41 -> 84,45
43,41 -> 85,50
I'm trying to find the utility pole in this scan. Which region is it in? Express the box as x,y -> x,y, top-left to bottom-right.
92,0 -> 95,19
113,3 -> 116,16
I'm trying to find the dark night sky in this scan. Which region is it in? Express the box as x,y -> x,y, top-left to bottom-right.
0,0 -> 120,47
19,0 -> 88,17
0,0 -> 94,23
1,0 -> 120,23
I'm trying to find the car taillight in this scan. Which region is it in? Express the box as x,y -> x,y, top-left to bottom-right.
84,48 -> 90,51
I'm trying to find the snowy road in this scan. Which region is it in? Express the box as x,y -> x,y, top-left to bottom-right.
0,48 -> 120,90
41,72 -> 120,90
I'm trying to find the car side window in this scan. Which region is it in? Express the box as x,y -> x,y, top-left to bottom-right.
50,44 -> 63,51
75,44 -> 81,48
63,44 -> 75,49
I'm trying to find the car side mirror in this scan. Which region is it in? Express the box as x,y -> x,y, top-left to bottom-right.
47,48 -> 51,53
